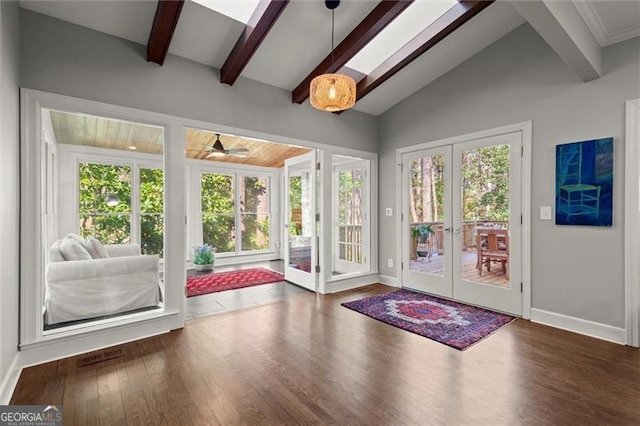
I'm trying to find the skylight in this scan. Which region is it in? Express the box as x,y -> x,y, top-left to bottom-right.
193,0 -> 261,24
345,0 -> 458,75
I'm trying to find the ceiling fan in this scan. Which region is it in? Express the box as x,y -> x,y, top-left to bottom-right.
206,133 -> 250,158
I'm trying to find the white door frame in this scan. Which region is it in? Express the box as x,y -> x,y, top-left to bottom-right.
624,99 -> 640,347
395,122 -> 532,319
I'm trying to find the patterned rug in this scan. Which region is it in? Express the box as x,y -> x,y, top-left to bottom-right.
187,267 -> 285,297
342,289 -> 515,350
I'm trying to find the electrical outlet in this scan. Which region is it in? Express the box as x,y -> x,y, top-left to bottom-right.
275,242 -> 281,248
385,208 -> 393,216
387,258 -> 393,268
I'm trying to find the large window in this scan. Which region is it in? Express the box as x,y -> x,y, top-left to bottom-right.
200,171 -> 271,255
78,162 -> 164,256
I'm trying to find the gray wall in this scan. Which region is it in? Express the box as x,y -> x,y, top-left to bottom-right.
378,24 -> 640,328
20,9 -> 378,152
0,0 -> 21,398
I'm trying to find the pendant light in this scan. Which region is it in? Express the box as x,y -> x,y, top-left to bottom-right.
104,193 -> 120,207
310,0 -> 356,112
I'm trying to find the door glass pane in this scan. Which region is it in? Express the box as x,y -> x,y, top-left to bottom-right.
409,155 -> 445,276
461,144 -> 510,287
201,173 -> 235,253
288,172 -> 312,273
332,156 -> 370,277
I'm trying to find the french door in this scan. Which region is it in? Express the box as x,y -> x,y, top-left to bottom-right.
401,132 -> 523,315
284,151 -> 318,291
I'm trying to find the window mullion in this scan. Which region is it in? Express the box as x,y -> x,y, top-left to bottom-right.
235,173 -> 241,254
132,163 -> 141,246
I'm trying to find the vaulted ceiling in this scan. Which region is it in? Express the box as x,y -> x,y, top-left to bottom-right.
20,1 -> 640,116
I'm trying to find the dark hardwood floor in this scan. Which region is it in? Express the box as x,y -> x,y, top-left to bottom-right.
11,284 -> 640,425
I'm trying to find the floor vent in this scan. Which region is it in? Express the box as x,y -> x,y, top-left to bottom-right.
352,287 -> 372,293
77,348 -> 125,367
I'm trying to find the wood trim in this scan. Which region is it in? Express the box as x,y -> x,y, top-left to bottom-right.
291,0 -> 413,104
147,0 -> 185,65
220,0 -> 290,86
355,0 -> 493,103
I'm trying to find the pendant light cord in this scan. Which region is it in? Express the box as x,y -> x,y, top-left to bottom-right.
331,8 -> 335,74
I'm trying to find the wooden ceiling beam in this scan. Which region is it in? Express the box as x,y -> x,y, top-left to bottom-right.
220,0 -> 290,86
147,0 -> 185,65
291,0 -> 413,105
354,0 -> 494,103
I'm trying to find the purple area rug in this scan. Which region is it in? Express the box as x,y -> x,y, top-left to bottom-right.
342,289 -> 515,350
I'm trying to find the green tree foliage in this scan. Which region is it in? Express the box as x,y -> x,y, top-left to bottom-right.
140,168 -> 164,256
409,145 -> 510,224
461,145 -> 510,221
78,163 -> 165,256
201,173 -> 235,253
288,176 -> 302,235
79,163 -> 132,245
241,176 -> 269,251
410,156 -> 444,223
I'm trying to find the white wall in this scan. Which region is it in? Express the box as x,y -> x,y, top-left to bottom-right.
378,24 -> 640,328
0,0 -> 21,403
19,9 -> 378,154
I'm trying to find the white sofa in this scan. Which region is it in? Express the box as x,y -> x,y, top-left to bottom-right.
45,239 -> 162,325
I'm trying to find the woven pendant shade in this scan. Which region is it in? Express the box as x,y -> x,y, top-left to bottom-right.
310,73 -> 356,112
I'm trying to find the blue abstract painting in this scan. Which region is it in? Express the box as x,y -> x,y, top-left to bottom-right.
555,138 -> 613,226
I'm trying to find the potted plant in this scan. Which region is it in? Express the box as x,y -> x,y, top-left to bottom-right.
193,244 -> 216,271
411,224 -> 434,261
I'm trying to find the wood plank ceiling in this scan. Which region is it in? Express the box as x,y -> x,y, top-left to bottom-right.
49,111 -> 310,168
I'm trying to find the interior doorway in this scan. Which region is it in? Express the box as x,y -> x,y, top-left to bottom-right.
399,127 -> 528,316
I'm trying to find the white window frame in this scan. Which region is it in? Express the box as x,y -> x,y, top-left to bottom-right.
67,152 -> 165,256
20,89 -> 185,356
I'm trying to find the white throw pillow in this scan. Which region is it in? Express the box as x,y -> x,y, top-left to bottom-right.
48,240 -> 65,262
64,233 -> 85,245
84,236 -> 109,259
60,236 -> 92,261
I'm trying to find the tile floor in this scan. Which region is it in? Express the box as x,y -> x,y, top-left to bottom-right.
185,260 -> 310,320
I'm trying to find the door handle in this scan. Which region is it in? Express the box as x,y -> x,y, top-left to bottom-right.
444,227 -> 461,234
444,227 -> 452,233
453,227 -> 461,234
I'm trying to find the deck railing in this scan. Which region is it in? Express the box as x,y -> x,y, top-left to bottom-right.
410,220 -> 509,258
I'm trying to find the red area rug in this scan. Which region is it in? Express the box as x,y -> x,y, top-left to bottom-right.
187,267 -> 285,297
342,289 -> 515,350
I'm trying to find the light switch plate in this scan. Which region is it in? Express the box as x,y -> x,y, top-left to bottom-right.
385,208 -> 393,216
540,206 -> 552,220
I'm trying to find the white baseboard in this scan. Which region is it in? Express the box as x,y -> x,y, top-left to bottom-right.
0,354 -> 21,404
325,274 -> 380,294
378,274 -> 400,287
530,308 -> 626,344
